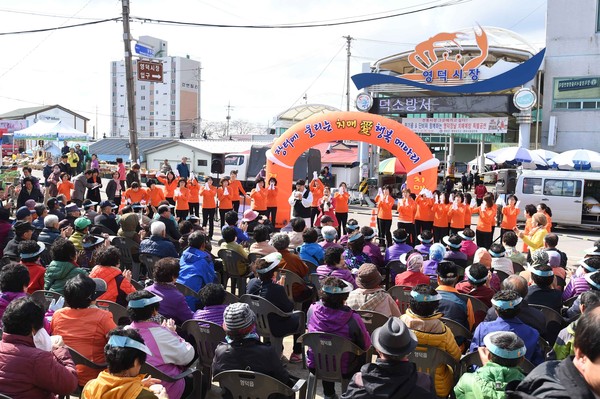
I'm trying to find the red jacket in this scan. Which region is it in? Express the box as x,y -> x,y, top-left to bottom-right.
89,266 -> 137,306
0,333 -> 78,399
21,261 -> 46,294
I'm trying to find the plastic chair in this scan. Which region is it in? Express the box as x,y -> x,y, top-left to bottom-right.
308,273 -> 323,294
247,252 -> 262,266
140,362 -> 202,398
441,317 -> 473,351
95,299 -> 130,325
456,293 -> 490,324
495,270 -> 510,283
356,310 -> 389,360
217,249 -> 250,296
64,345 -> 107,398
139,253 -> 161,281
175,282 -> 198,298
530,304 -> 566,346
563,295 -> 578,308
384,260 -> 406,290
457,351 -> 534,378
213,370 -> 306,399
222,290 -> 239,305
0,394 -> 13,399
279,269 -> 310,310
111,236 -> 140,280
30,290 -> 63,312
387,285 -> 413,314
90,224 -> 117,235
303,260 -> 319,274
240,294 -> 306,359
130,279 -> 144,291
512,261 -> 525,274
407,344 -> 458,394
297,332 -> 366,399
182,320 -> 226,399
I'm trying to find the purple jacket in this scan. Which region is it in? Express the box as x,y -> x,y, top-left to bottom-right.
145,283 -> 194,325
0,292 -> 27,327
363,242 -> 384,267
414,243 -> 431,256
316,265 -> 357,288
193,304 -> 227,327
306,302 -> 371,374
385,243 -> 413,263
422,259 -> 439,276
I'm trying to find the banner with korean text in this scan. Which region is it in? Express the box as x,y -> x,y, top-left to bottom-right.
401,117 -> 508,134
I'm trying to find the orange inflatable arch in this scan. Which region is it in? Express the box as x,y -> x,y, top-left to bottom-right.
265,111 -> 439,227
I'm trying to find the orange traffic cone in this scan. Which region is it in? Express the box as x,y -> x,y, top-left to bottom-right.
370,208 -> 377,228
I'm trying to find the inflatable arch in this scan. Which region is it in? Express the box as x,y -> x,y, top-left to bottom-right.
265,111 -> 440,227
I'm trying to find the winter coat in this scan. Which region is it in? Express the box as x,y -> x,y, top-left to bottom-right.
81,371 -> 158,399
455,361 -> 525,399
44,260 -> 87,295
139,235 -> 179,258
17,186 -> 44,208
341,359 -> 436,399
193,304 -> 227,326
400,309 -> 461,398
178,247 -> 215,309
363,242 -> 385,268
22,260 -> 46,294
38,227 -> 61,246
130,320 -> 195,399
95,212 -> 119,235
73,173 -> 94,201
316,264 -> 357,288
145,283 -> 194,325
298,242 -> 325,266
552,320 -> 577,360
0,333 -> 78,399
484,302 -> 547,344
0,292 -> 27,326
507,357 -> 594,399
385,243 -> 412,263
51,307 -> 116,386
212,337 -> 292,399
306,301 -> 371,374
470,316 -> 545,366
90,266 -> 137,306
346,287 -> 401,318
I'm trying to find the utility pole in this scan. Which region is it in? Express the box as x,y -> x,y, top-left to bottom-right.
343,35 -> 353,112
196,63 -> 202,137
121,0 -> 139,163
225,102 -> 233,138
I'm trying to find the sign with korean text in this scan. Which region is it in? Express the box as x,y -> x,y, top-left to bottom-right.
401,117 -> 508,134
373,95 -> 513,114
137,61 -> 163,83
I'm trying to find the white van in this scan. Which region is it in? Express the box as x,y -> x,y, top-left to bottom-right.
515,169 -> 600,227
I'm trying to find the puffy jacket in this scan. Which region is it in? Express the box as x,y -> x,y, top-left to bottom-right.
346,288 -> 401,318
0,333 -> 78,399
90,266 -> 137,306
507,357 -> 593,399
316,264 -> 357,288
22,261 -> 46,294
139,235 -> 179,258
178,247 -> 215,309
44,260 -> 87,295
0,292 -> 26,326
552,320 -> 576,360
298,242 -> 325,266
341,359 -> 436,399
81,371 -> 158,399
145,283 -> 194,325
306,301 -> 371,374
38,227 -> 61,246
69,230 -> 85,251
400,310 -> 461,398
455,361 -> 525,399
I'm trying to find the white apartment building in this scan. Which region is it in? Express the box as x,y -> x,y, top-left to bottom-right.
111,38 -> 200,139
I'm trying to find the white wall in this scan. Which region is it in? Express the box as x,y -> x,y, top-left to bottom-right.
145,145 -> 212,176
542,0 -> 600,152
331,166 -> 360,187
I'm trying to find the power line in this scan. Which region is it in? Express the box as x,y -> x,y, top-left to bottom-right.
0,17 -> 120,36
130,0 -> 470,29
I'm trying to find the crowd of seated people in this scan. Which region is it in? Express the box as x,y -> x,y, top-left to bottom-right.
1,167 -> 600,399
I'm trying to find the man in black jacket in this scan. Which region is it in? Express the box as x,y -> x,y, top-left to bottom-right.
342,317 -> 435,399
212,303 -> 294,399
94,200 -> 119,234
508,306 -> 600,398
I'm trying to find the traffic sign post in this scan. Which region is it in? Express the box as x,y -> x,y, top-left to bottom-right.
134,43 -> 154,57
137,60 -> 163,83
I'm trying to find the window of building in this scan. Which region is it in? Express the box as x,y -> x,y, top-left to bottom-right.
141,96 -> 145,100
141,106 -> 145,111
597,0 -> 600,31
171,121 -> 176,126
171,79 -> 176,84
156,101 -> 159,104
141,85 -> 145,90
197,160 -> 207,166
553,76 -> 600,110
150,122 -> 154,126
141,116 -> 145,121
140,126 -> 146,131
171,111 -> 175,116
156,90 -> 159,94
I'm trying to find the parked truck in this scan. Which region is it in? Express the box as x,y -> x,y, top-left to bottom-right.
224,145 -> 321,192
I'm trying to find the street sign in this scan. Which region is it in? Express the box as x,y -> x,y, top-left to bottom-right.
137,60 -> 163,83
134,43 -> 154,57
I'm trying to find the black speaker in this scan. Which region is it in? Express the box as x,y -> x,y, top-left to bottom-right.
211,154 -> 224,174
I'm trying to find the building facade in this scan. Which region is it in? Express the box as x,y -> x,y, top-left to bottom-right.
542,0 -> 600,152
111,37 -> 200,139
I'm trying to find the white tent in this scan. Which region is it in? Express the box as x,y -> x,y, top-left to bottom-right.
14,120 -> 88,142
